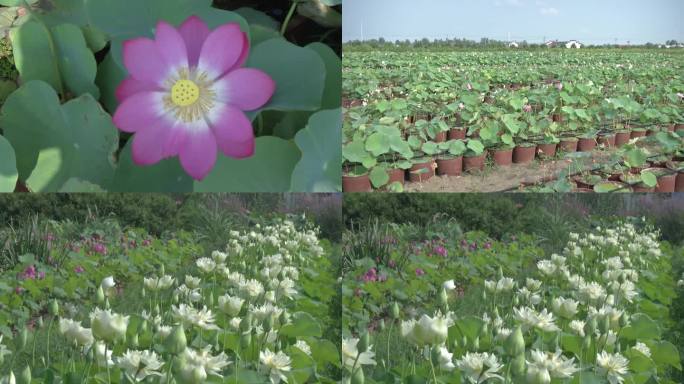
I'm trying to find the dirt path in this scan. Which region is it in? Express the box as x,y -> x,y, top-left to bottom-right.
404,149 -> 618,192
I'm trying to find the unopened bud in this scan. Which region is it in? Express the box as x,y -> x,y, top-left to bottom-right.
350,367 -> 364,384
358,332 -> 370,353
15,328 -> 27,351
504,326 -> 525,356
16,366 -> 30,384
165,324 -> 187,355
49,299 -> 59,316
96,286 -> 105,303
391,302 -> 400,319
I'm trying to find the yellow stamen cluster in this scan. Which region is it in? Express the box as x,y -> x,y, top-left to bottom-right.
164,68 -> 216,123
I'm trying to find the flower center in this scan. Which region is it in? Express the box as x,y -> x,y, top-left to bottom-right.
171,79 -> 200,107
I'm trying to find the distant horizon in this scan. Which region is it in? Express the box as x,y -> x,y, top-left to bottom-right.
343,0 -> 684,45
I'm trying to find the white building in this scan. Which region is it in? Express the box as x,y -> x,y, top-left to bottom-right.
508,42 -> 519,48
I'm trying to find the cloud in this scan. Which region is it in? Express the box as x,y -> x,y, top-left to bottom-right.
539,7 -> 559,15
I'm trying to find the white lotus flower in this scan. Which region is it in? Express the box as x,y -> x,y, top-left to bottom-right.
294,340 -> 311,356
144,275 -> 175,291
551,297 -> 579,319
456,352 -> 504,384
178,347 -> 231,383
633,342 -> 651,357
527,349 -> 578,380
240,279 -> 265,299
513,306 -> 559,332
495,277 -> 515,292
59,318 -> 94,346
443,280 -> 456,290
260,349 -> 291,384
90,308 -> 129,342
596,351 -> 629,384
185,275 -> 201,289
117,349 -> 164,382
196,257 -> 216,274
568,320 -> 586,337
211,250 -> 228,263
0,335 -> 10,361
217,294 -> 244,317
342,338 -> 376,370
437,345 -> 455,371
171,304 -> 219,330
401,313 -> 449,346
92,341 -> 115,368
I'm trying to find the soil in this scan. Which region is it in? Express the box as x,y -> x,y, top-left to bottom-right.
404,148 -> 621,192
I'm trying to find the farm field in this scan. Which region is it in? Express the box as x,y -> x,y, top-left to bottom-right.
342,50 -> 684,192
342,194 -> 684,383
0,194 -> 342,384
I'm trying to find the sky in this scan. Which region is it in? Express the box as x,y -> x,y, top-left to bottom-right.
343,0 -> 684,45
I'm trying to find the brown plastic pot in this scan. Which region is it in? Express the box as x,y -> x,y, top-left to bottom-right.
536,143 -> 557,158
409,160 -> 436,182
644,168 -> 676,193
577,137 -> 597,152
463,154 -> 486,172
597,134 -> 616,148
436,157 -> 463,176
434,131 -> 447,143
573,187 -> 594,193
559,138 -> 578,152
491,148 -> 513,166
667,162 -> 684,192
448,128 -> 467,140
632,185 -> 655,193
342,174 -> 372,192
513,145 -> 536,164
387,168 -> 406,186
614,131 -> 631,147
631,130 -> 647,138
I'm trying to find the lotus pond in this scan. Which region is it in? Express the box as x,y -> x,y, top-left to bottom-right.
0,211 -> 341,383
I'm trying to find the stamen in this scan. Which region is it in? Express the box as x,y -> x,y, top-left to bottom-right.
164,68 -> 216,123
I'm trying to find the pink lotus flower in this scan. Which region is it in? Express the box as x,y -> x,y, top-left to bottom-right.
523,104 -> 532,113
555,82 -> 563,91
466,83 -> 473,91
74,266 -> 85,274
113,16 -> 276,180
415,268 -> 425,276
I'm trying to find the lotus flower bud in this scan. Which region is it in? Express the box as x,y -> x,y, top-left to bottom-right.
5,371 -> 15,384
391,302 -> 400,319
192,366 -> 206,384
462,336 -> 468,349
160,264 -> 165,275
16,366 -> 30,384
497,266 -> 503,280
37,317 -> 44,328
505,326 -> 525,356
379,319 -> 386,331
208,292 -> 214,307
359,332 -> 370,353
350,367 -> 364,384
493,307 -> 499,318
472,336 -> 479,350
511,353 -> 526,377
452,338 -> 459,349
513,295 -> 519,306
141,287 -> 146,298
582,335 -> 592,351
15,327 -> 27,351
165,324 -> 187,355
481,290 -> 487,301
438,288 -> 448,308
49,299 -> 59,316
527,366 -> 551,384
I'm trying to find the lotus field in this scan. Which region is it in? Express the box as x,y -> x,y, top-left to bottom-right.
342,219 -> 683,383
0,217 -> 341,383
342,50 -> 684,192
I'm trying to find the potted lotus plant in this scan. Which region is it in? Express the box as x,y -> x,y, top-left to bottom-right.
463,139 -> 486,173
409,141 -> 438,183
342,139 -> 373,192
435,139 -> 467,176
